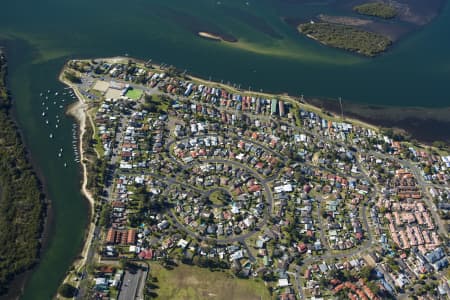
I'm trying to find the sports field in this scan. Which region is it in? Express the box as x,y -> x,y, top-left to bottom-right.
125,88 -> 143,100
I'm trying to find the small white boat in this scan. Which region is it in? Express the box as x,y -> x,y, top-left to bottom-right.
55,92 -> 59,96
55,124 -> 59,128
49,133 -> 53,139
45,120 -> 49,124
64,163 -> 67,167
42,112 -> 46,117
40,93 -> 43,97
58,153 -> 62,158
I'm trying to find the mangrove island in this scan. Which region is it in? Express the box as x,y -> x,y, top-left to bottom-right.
298,22 -> 392,57
353,2 -> 398,19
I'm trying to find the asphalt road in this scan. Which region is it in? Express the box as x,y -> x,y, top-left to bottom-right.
119,269 -> 143,300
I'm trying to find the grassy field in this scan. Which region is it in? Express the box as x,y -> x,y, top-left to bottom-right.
149,263 -> 272,300
126,88 -> 144,100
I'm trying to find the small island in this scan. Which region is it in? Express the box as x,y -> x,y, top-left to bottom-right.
353,2 -> 397,19
197,31 -> 238,43
198,31 -> 223,42
298,22 -> 392,57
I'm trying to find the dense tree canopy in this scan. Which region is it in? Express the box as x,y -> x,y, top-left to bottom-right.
298,22 -> 391,57
0,50 -> 45,294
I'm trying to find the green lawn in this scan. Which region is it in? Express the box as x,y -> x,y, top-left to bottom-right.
126,88 -> 144,100
209,190 -> 230,206
149,263 -> 272,300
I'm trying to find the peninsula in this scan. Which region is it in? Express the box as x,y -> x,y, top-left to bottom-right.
59,57 -> 449,300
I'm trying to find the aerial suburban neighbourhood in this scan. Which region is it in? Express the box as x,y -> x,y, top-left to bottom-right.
59,57 -> 450,300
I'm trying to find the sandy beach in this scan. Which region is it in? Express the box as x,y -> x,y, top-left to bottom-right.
59,73 -> 96,284
198,31 -> 223,41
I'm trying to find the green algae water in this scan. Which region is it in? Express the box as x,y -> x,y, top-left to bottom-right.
0,0 -> 450,298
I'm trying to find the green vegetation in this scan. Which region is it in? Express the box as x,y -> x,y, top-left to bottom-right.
0,51 -> 45,294
143,93 -> 170,113
58,283 -> 77,298
353,2 -> 397,19
147,263 -> 271,300
125,88 -> 144,100
208,190 -> 230,206
64,70 -> 82,83
298,22 -> 391,57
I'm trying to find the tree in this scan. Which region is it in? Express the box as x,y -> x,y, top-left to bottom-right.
64,71 -> 81,83
359,266 -> 373,280
58,283 -> 77,298
99,204 -> 111,228
432,140 -> 447,150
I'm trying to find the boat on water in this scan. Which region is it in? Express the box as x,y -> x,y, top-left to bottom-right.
45,120 -> 49,124
55,124 -> 59,128
58,153 -> 62,158
64,163 -> 67,167
49,133 -> 53,139
42,112 -> 46,117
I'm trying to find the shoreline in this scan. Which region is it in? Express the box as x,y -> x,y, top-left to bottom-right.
58,71 -> 97,296
69,56 -> 449,145
306,97 -> 450,145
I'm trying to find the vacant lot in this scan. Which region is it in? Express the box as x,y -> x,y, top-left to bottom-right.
149,263 -> 272,300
